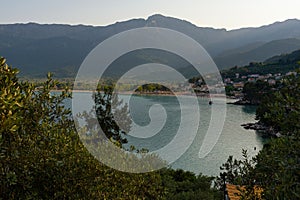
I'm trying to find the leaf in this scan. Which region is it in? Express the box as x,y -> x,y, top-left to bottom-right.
9,125 -> 18,132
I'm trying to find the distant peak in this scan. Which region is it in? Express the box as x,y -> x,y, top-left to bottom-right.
146,14 -> 199,27
271,18 -> 300,26
145,14 -> 227,31
284,18 -> 300,22
147,14 -> 165,19
146,14 -> 177,22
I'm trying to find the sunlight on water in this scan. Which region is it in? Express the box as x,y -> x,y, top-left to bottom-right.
69,92 -> 264,176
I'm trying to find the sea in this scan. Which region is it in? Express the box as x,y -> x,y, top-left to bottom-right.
68,92 -> 265,176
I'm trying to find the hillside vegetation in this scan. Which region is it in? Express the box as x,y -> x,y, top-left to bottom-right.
222,49 -> 300,79
1,15 -> 300,77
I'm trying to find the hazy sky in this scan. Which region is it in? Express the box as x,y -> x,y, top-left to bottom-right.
1,0 -> 300,30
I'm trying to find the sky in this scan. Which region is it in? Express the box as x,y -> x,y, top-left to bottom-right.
1,0 -> 300,30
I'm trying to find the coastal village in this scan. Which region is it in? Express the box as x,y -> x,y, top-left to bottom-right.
190,70 -> 298,98
52,69 -> 298,99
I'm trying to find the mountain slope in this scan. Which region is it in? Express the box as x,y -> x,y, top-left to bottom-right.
1,15 -> 300,77
221,49 -> 300,79
215,38 -> 300,68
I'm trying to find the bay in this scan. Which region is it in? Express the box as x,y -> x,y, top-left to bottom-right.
68,92 -> 264,176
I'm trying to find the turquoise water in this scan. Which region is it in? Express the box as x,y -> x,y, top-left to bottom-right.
70,92 -> 264,176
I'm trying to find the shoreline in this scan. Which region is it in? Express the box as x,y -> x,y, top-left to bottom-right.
241,122 -> 282,138
51,89 -> 228,98
227,98 -> 259,106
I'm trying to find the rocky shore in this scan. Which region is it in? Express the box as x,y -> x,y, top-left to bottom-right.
228,99 -> 259,106
241,122 -> 282,138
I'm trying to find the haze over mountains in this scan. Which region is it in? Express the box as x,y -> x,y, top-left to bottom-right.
1,14 -> 300,77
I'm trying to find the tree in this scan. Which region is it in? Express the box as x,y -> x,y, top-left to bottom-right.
161,168 -> 221,200
242,80 -> 272,105
256,73 -> 300,135
217,71 -> 300,199
225,85 -> 235,96
0,57 -> 100,198
253,136 -> 300,199
80,85 -> 131,146
0,56 -> 232,199
0,57 -> 166,199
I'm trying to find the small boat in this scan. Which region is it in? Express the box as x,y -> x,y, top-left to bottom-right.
209,100 -> 212,105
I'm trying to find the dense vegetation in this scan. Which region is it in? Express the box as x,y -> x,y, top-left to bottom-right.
0,57 -> 168,199
0,57 -> 221,199
2,53 -> 299,199
242,80 -> 274,105
256,73 -> 300,135
221,49 -> 300,80
217,73 -> 300,199
135,84 -> 172,93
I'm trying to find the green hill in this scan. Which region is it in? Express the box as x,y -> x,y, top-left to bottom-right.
221,49 -> 300,79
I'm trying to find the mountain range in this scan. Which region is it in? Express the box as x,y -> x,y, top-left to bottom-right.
1,14 -> 300,77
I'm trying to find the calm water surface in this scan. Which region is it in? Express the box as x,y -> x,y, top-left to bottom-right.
70,92 -> 264,176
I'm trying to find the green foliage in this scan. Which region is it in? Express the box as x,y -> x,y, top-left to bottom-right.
215,150 -> 255,189
0,57 -> 166,199
161,169 -> 221,200
256,73 -> 300,135
253,73 -> 300,198
80,85 -> 131,146
218,72 -> 300,199
0,57 -> 96,199
253,136 -> 300,199
0,57 -> 223,199
225,85 -> 236,96
242,80 -> 273,105
136,84 -> 171,93
222,52 -> 300,81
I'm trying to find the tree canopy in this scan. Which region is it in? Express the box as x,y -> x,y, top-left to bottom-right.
217,71 -> 300,199
0,57 -> 221,199
0,57 -> 165,199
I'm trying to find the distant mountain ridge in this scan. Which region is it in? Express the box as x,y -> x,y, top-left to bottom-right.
214,38 -> 300,67
1,14 -> 300,77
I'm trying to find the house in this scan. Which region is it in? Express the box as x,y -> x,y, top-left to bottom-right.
286,71 -> 297,76
247,78 -> 256,83
233,82 -> 244,89
248,74 -> 260,78
224,78 -> 232,84
225,184 -> 263,200
268,79 -> 276,85
258,75 -> 268,80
